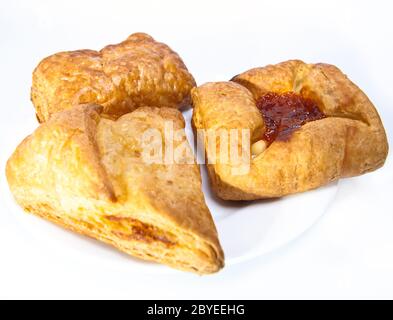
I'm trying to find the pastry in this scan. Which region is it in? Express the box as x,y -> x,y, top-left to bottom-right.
192,60 -> 388,200
6,105 -> 224,274
31,33 -> 196,122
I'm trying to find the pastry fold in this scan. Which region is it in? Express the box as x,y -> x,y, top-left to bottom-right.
192,60 -> 388,200
31,33 -> 196,122
6,105 -> 224,274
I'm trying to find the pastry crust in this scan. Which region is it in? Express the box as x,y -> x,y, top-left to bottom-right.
31,33 -> 196,122
192,60 -> 389,200
6,105 -> 224,274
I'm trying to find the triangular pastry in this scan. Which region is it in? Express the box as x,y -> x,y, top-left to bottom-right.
6,105 -> 224,274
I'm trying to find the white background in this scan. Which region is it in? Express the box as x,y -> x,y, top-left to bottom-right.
0,0 -> 393,299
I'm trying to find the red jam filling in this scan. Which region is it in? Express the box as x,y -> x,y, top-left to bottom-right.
256,92 -> 326,144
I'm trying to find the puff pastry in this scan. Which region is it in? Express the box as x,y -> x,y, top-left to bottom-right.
192,60 -> 388,200
6,105 -> 224,274
31,33 -> 196,122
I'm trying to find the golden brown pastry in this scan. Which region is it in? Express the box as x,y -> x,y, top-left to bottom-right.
6,105 -> 224,274
192,60 -> 388,200
31,33 -> 196,122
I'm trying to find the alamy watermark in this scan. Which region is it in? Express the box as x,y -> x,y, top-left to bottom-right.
140,121 -> 261,175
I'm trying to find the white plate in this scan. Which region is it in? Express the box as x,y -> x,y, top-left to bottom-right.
1,110 -> 338,275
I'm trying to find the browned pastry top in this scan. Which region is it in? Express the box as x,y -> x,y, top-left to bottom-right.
32,33 -> 196,122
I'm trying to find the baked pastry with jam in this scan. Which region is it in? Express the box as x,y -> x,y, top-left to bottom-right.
31,33 -> 196,122
6,105 -> 224,274
192,60 -> 388,200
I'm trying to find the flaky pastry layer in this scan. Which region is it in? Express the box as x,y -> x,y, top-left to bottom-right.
7,105 -> 224,274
